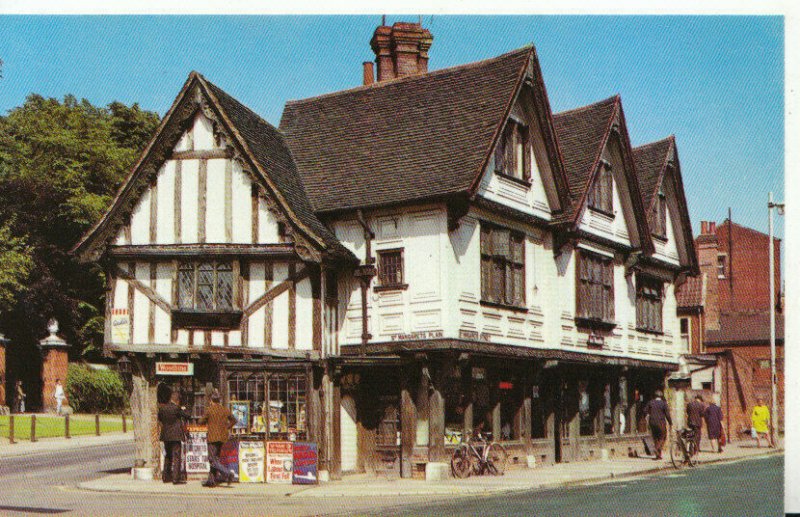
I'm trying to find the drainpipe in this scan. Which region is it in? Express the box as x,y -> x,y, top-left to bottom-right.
355,210 -> 376,355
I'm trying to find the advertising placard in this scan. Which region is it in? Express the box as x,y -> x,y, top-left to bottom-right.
230,401 -> 249,430
220,440 -> 239,480
238,441 -> 265,483
185,425 -> 210,474
292,442 -> 318,484
266,441 -> 293,484
111,308 -> 129,343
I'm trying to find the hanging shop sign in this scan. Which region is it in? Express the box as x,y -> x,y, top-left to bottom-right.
111,308 -> 129,343
185,425 -> 210,474
292,442 -> 318,485
239,441 -> 265,483
267,441 -> 293,484
155,362 -> 194,376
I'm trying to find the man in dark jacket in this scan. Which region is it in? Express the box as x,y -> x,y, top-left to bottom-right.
199,389 -> 236,487
686,395 -> 705,455
158,390 -> 191,484
644,390 -> 672,460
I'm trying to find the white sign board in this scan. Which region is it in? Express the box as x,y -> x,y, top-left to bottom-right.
111,308 -> 129,343
185,426 -> 210,474
239,441 -> 265,483
267,441 -> 293,484
155,362 -> 195,376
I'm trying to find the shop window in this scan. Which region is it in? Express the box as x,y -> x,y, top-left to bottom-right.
636,275 -> 663,333
178,261 -> 234,311
499,379 -> 521,441
226,372 -> 306,440
268,374 -> 307,438
578,381 -> 594,436
531,385 -> 547,439
376,249 -> 406,290
576,251 -> 614,324
480,223 -> 525,308
444,366 -> 467,445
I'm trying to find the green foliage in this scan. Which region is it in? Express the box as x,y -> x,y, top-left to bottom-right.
65,363 -> 128,414
0,94 -> 159,363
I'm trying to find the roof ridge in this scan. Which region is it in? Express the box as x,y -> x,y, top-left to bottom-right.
633,134 -> 674,151
553,94 -> 619,118
284,45 -> 533,107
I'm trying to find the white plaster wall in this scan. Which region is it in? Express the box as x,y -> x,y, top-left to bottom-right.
155,161 -> 175,244
132,262 -> 151,344
205,158 -> 227,243
231,162 -> 252,243
296,277 -> 313,350
180,159 -> 200,243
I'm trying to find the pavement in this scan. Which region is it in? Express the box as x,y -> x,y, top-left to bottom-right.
0,426 -> 133,458
75,438 -> 783,499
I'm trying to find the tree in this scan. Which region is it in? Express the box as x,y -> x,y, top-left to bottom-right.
0,94 -> 159,399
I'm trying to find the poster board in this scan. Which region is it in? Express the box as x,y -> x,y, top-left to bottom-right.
185,425 -> 210,474
111,308 -> 129,343
220,440 -> 239,481
230,401 -> 249,430
238,441 -> 265,483
292,442 -> 318,485
266,441 -> 293,484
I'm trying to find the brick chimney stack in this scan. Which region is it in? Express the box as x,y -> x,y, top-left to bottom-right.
370,21 -> 433,82
696,221 -> 720,331
363,62 -> 375,85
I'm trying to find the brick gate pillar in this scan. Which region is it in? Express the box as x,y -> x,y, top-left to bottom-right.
38,319 -> 70,413
0,333 -> 8,410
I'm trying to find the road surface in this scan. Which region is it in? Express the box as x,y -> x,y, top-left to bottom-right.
0,441 -> 782,516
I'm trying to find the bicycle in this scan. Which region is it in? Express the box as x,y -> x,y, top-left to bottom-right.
451,430 -> 508,478
669,427 -> 697,469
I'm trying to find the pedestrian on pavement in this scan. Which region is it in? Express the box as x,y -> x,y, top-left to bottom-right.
15,380 -> 25,413
703,395 -> 724,453
644,390 -> 672,460
751,397 -> 774,448
54,379 -> 66,415
199,389 -> 236,488
158,390 -> 191,485
686,394 -> 705,455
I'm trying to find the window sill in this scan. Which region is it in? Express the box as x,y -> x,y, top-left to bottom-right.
652,234 -> 668,243
574,317 -> 616,332
480,300 -> 529,313
495,170 -> 532,188
172,309 -> 242,330
636,327 -> 664,336
587,206 -> 615,219
374,284 -> 409,293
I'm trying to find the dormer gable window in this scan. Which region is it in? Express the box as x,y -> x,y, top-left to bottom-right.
588,161 -> 613,215
494,119 -> 531,183
652,190 -> 667,239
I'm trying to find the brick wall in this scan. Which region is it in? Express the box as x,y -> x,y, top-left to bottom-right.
709,344 -> 784,437
41,348 -> 69,412
0,341 -> 6,407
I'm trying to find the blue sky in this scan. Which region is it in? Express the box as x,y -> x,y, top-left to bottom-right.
0,15 -> 784,241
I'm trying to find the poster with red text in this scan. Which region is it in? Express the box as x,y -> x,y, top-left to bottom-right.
266,441 -> 293,484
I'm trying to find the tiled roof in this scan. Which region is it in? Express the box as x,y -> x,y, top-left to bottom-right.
202,77 -> 353,260
676,274 -> 704,309
551,96 -> 618,222
280,47 -> 533,213
706,311 -> 784,345
633,136 -> 673,216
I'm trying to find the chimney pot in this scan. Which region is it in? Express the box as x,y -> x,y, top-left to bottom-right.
363,61 -> 374,86
710,222 -> 716,233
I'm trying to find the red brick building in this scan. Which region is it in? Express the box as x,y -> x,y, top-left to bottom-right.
676,219 -> 784,436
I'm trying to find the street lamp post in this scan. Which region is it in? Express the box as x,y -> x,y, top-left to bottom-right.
768,192 -> 784,444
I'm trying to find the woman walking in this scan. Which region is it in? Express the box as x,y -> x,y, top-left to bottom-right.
703,395 -> 724,453
751,397 -> 774,448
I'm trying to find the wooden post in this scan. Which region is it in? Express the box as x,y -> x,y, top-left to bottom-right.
9,415 -> 14,444
95,414 -> 101,436
122,414 -> 127,433
428,363 -> 446,462
463,362 -> 473,439
400,365 -> 416,478
65,414 -> 71,439
523,376 -> 533,454
31,414 -> 36,442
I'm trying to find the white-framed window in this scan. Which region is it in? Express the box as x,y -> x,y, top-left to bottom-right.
494,119 -> 532,182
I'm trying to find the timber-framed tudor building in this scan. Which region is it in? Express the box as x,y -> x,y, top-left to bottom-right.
75,22 -> 699,478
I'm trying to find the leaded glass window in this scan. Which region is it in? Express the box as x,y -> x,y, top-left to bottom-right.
177,261 -> 235,311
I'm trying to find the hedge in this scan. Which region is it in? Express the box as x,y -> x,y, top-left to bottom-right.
65,363 -> 128,414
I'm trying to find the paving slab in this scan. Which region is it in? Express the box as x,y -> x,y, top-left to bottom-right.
76,439 -> 782,499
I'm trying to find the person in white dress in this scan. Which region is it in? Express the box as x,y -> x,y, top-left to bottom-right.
54,379 -> 66,415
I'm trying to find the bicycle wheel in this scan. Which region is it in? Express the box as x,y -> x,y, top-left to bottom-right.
685,441 -> 697,467
485,443 -> 508,476
669,440 -> 683,469
451,446 -> 472,478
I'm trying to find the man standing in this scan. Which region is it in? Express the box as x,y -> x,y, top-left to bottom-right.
15,380 -> 25,413
686,395 -> 705,455
158,390 -> 191,484
199,389 -> 236,487
54,379 -> 66,415
644,390 -> 672,460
